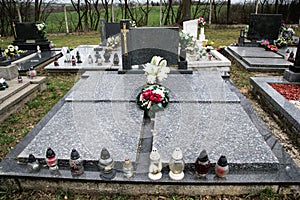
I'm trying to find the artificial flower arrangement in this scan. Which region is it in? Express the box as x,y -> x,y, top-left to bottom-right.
275,22 -> 295,47
106,35 -> 121,49
179,31 -> 194,49
136,56 -> 170,117
198,16 -> 206,28
3,45 -> 19,58
0,78 -> 9,90
36,22 -> 46,39
130,20 -> 137,28
261,39 -> 278,52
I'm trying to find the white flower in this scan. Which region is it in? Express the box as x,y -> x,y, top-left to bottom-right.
8,45 -> 14,52
160,66 -> 170,74
159,59 -> 167,67
147,75 -> 156,84
0,78 -> 5,84
157,72 -> 168,82
153,88 -> 164,97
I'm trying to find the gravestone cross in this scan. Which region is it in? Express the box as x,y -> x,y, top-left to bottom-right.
100,19 -> 106,46
121,23 -> 129,55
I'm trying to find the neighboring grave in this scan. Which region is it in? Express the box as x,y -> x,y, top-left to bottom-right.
284,41 -> 300,81
183,19 -> 198,39
12,22 -> 50,51
225,46 -> 293,71
239,14 -> 282,46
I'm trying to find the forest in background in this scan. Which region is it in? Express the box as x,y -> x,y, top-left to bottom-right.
0,0 -> 299,36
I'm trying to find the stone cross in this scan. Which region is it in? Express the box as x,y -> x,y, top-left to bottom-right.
121,23 -> 129,55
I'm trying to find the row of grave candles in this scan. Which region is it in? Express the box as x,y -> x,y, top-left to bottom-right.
54,49 -> 120,67
27,147 -> 229,180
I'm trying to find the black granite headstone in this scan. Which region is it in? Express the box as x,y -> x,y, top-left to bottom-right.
121,26 -> 179,71
12,22 -> 50,51
247,14 -> 282,42
105,22 -> 121,39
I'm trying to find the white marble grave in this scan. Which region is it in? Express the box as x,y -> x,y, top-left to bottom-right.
183,19 -> 198,40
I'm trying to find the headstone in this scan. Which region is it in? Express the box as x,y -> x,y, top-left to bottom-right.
12,22 -> 50,51
0,64 -> 19,80
284,41 -> 300,81
183,19 -> 198,39
105,22 -> 121,39
247,14 -> 282,42
120,25 -> 180,72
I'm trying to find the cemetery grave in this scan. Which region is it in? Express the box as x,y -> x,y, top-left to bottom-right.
0,19 -> 300,196
225,13 -> 298,72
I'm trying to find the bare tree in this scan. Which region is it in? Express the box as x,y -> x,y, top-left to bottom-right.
71,0 -> 84,31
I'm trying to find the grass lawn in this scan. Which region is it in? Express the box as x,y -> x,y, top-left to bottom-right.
0,27 -> 299,199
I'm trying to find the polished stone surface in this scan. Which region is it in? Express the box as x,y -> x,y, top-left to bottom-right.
153,102 -> 279,167
243,57 -> 292,68
66,71 -> 240,103
228,46 -> 282,58
18,102 -> 144,162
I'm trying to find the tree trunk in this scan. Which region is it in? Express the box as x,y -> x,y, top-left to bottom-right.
227,0 -> 231,24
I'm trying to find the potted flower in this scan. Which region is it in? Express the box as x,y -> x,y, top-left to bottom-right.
179,31 -> 193,61
197,16 -> 206,41
35,22 -> 47,39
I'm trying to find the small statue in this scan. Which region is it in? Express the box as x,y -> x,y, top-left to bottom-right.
195,149 -> 211,178
97,55 -> 103,65
54,58 -> 59,66
148,147 -> 162,180
46,147 -> 59,171
113,53 -> 119,65
215,155 -> 229,178
88,55 -> 93,64
69,149 -> 84,176
98,147 -> 116,180
65,49 -> 71,63
27,154 -> 40,173
76,51 -> 82,63
123,157 -> 133,178
103,49 -> 111,63
37,45 -> 41,54
71,55 -> 76,66
94,51 -> 100,63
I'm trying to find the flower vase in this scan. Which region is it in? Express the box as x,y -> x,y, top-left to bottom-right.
179,48 -> 186,61
199,27 -> 205,42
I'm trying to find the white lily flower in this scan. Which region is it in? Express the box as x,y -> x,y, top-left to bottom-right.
147,75 -> 156,84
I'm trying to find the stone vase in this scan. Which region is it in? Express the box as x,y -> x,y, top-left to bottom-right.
179,48 -> 186,61
199,27 -> 205,42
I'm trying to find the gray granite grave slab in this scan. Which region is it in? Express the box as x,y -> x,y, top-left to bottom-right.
243,57 -> 293,68
153,102 -> 279,168
66,71 -> 240,103
18,102 -> 144,162
228,46 -> 282,58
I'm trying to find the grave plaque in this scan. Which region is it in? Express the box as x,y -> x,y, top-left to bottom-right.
121,27 -> 179,71
247,14 -> 282,42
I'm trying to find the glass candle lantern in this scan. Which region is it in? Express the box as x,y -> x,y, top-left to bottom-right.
169,147 -> 185,180
215,155 -> 229,178
123,157 -> 133,178
27,154 -> 40,172
69,149 -> 84,176
46,147 -> 58,171
98,147 -> 116,180
148,147 -> 162,180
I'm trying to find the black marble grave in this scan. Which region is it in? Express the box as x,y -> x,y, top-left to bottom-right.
12,22 -> 50,51
238,14 -> 282,47
284,40 -> 300,81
